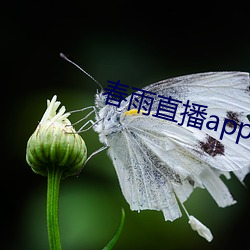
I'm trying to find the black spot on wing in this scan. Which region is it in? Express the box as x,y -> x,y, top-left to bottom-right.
226,111 -> 242,127
199,135 -> 225,157
186,177 -> 195,186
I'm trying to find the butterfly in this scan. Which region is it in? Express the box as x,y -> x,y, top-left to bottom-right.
61,55 -> 250,241
93,72 -> 250,241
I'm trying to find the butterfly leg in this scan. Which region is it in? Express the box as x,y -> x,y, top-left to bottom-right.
85,145 -> 108,165
68,106 -> 102,132
70,106 -> 96,126
77,145 -> 108,176
77,117 -> 104,133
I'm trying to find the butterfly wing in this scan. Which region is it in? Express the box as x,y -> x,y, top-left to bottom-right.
143,71 -> 249,113
105,72 -> 250,221
107,114 -> 236,221
106,122 -> 182,221
127,72 -> 250,173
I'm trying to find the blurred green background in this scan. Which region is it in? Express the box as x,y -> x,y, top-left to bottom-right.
2,1 -> 250,250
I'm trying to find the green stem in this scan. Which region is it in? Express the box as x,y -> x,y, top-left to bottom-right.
47,165 -> 63,250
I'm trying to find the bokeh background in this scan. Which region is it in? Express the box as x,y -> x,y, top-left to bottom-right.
2,1 -> 250,250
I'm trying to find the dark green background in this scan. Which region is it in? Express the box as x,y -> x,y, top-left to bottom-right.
2,2 -> 250,250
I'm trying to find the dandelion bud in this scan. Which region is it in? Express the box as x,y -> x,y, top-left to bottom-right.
26,95 -> 87,178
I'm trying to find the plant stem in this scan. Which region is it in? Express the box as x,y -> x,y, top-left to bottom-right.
47,165 -> 63,250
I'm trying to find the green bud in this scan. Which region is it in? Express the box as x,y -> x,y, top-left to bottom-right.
26,95 -> 87,178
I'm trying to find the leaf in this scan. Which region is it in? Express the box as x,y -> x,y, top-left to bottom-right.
102,208 -> 125,250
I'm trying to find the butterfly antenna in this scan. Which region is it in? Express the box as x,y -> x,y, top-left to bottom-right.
60,53 -> 103,91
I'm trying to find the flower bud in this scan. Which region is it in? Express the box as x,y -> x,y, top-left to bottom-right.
26,95 -> 87,178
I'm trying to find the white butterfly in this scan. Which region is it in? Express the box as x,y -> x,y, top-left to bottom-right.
90,72 -> 250,242
61,54 -> 250,242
